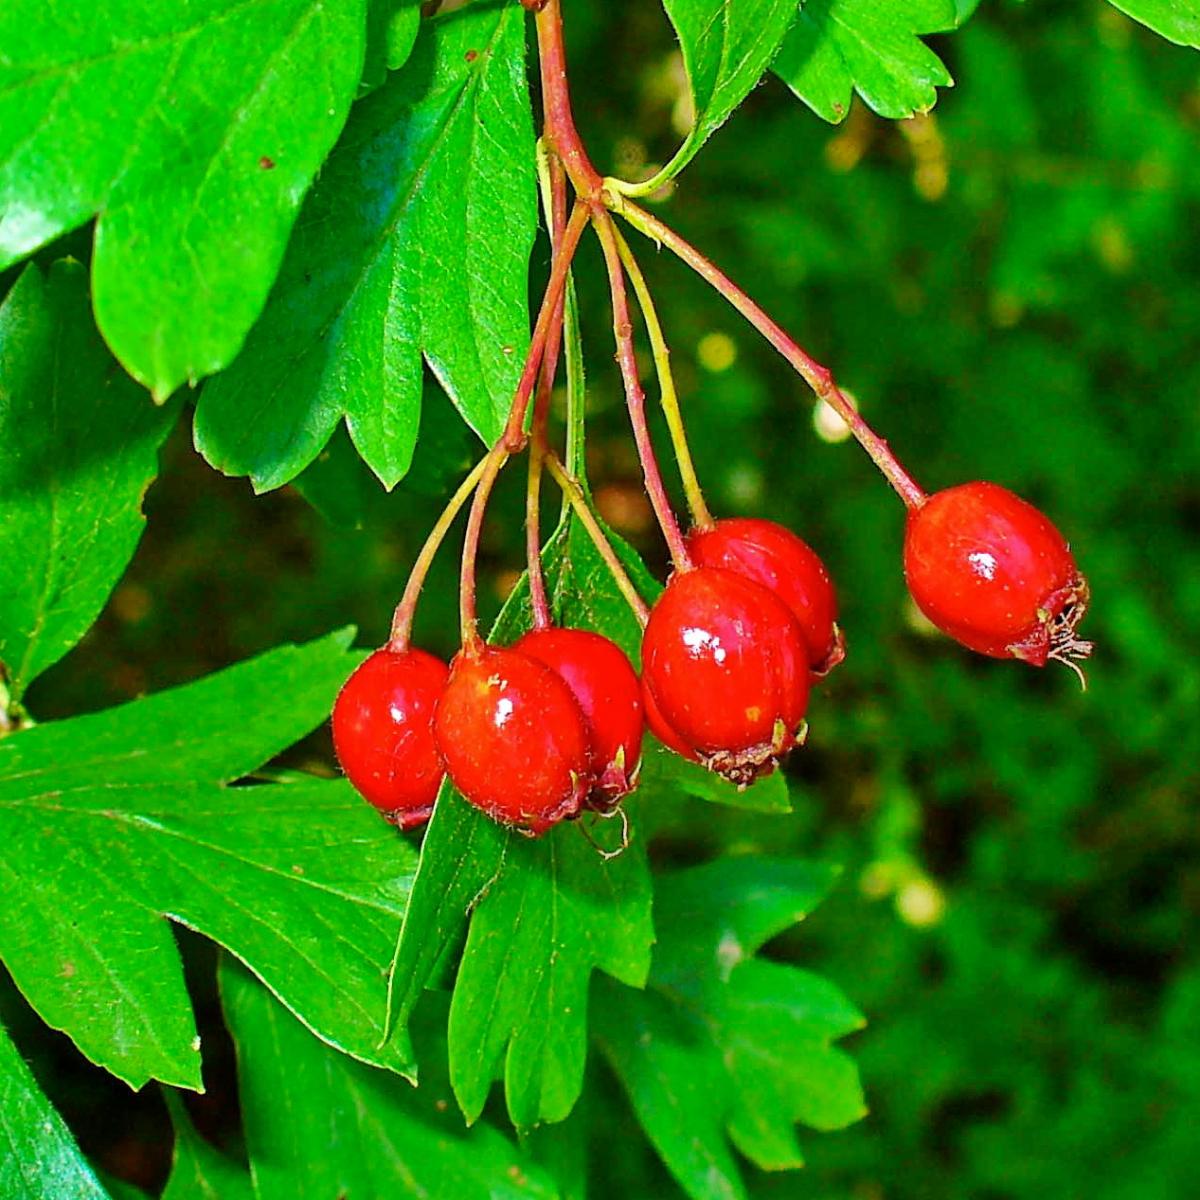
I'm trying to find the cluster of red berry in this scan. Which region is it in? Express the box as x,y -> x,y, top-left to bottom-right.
332,483 -> 1090,836
329,0 -> 1090,840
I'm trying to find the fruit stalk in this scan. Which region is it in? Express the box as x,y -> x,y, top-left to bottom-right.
388,456 -> 489,650
525,148 -> 571,630
611,222 -> 714,530
459,199 -> 590,648
592,208 -> 693,571
612,196 -> 927,510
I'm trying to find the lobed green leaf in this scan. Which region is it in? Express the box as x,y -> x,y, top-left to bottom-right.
773,0 -> 957,123
0,0 -> 368,398
0,261 -> 177,701
221,957 -> 559,1199
195,5 -> 537,491
0,631 -> 415,1090
594,857 -> 866,1200
654,0 -> 800,187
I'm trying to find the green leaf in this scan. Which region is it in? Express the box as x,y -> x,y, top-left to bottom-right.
361,0 -> 422,94
594,858 -> 866,1200
772,0 -> 957,123
0,631 -> 415,1091
194,5 -> 536,491
654,0 -> 799,186
161,1093 -> 254,1200
0,1021 -> 108,1200
0,261 -> 177,700
0,0 -> 369,398
386,516 -> 655,1132
444,795 -> 652,1130
1106,0 -> 1200,47
220,957 -> 559,1199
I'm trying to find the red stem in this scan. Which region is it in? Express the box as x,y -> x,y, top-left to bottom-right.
459,200 -> 591,649
388,457 -> 488,650
614,199 -> 927,510
525,154 -> 569,630
592,207 -> 693,571
534,0 -> 603,198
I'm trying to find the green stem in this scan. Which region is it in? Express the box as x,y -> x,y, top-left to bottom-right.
611,222 -> 713,530
562,277 -> 587,483
544,452 -> 650,626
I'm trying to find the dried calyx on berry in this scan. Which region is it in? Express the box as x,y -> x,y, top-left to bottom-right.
641,566 -> 810,788
687,516 -> 844,676
516,627 -> 644,809
331,647 -> 448,829
434,643 -> 594,835
904,481 -> 1093,674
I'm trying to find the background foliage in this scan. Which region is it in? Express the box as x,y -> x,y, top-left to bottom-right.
2,0 -> 1198,1198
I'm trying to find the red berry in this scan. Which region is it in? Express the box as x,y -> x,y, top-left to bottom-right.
687,517 -> 844,674
903,481 -> 1092,668
517,627 -> 644,809
641,567 -> 810,787
331,647 -> 448,829
434,645 -> 592,834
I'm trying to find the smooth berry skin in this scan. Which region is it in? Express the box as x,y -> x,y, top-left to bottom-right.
641,567 -> 811,787
331,647 -> 448,829
904,481 -> 1090,666
687,517 -> 843,674
516,627 -> 644,809
434,645 -> 593,835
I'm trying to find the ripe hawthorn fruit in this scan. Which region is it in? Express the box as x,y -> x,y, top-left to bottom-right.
687,516 -> 844,674
434,644 -> 592,834
331,647 -> 448,828
641,566 -> 810,787
516,627 -> 644,809
903,481 -> 1092,667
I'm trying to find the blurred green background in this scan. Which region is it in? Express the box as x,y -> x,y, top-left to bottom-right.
19,1 -> 1200,1196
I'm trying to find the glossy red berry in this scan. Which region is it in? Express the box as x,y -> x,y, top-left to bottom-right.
434,644 -> 592,834
331,647 -> 448,829
516,627 -> 644,809
687,517 -> 844,674
904,481 -> 1092,668
641,567 -> 811,787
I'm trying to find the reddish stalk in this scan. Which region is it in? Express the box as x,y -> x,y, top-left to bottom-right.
459,200 -> 590,649
592,208 -> 693,571
389,456 -> 489,650
612,197 -> 927,510
525,152 -> 570,631
534,0 -> 603,197
525,446 -> 553,628
612,223 -> 713,530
